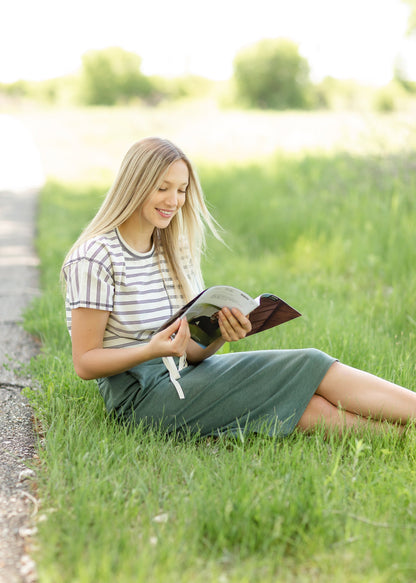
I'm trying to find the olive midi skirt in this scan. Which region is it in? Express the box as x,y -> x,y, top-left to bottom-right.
97,348 -> 336,438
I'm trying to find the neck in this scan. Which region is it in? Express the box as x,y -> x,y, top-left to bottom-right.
118,219 -> 153,253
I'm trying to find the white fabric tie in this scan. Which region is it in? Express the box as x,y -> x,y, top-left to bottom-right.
162,355 -> 188,399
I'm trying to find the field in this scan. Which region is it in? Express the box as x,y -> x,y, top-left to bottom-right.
11,98 -> 416,180
16,102 -> 416,582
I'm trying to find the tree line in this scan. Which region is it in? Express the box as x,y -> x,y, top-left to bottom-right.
2,39 -> 415,111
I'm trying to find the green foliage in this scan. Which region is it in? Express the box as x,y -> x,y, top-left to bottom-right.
0,75 -> 82,106
149,75 -> 215,103
373,87 -> 396,113
24,148 -> 416,581
80,47 -> 152,105
29,76 -> 80,105
372,80 -> 414,113
233,38 -> 312,110
394,58 -> 416,94
0,79 -> 29,97
402,0 -> 416,34
313,76 -> 372,110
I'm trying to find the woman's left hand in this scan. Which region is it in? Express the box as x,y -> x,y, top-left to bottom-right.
217,307 -> 252,343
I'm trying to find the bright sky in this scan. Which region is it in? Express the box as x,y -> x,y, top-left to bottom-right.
1,0 -> 415,85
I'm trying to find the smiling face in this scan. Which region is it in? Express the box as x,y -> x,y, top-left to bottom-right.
140,159 -> 189,235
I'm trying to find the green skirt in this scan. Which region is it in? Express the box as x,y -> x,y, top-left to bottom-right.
97,348 -> 336,437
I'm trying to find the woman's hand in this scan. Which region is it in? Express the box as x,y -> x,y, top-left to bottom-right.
186,307 -> 251,365
71,308 -> 190,380
217,307 -> 252,343
148,318 -> 191,358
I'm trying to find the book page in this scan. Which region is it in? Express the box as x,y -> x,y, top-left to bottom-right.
184,286 -> 258,320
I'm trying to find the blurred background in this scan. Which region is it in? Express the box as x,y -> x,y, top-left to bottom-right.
1,0 -> 416,185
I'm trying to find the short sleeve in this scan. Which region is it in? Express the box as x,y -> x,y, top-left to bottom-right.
64,257 -> 114,311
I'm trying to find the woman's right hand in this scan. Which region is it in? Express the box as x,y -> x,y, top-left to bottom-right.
148,318 -> 191,358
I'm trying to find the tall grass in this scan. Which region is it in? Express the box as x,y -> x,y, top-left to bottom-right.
25,148 -> 416,582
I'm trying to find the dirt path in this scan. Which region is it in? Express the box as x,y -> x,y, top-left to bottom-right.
0,187 -> 40,583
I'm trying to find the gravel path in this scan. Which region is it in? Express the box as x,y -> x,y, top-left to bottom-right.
0,188 -> 40,583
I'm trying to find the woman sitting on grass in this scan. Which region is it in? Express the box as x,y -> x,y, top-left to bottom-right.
62,137 -> 416,437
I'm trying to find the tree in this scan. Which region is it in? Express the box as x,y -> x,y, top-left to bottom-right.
80,47 -> 152,105
395,1 -> 416,91
402,0 -> 416,34
233,38 -> 311,110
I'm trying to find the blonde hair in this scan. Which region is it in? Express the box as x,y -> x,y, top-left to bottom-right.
62,137 -> 221,301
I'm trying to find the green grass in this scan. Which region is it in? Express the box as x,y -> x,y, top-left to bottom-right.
24,147 -> 416,582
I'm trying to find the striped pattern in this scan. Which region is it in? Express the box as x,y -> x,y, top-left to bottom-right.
63,229 -> 200,348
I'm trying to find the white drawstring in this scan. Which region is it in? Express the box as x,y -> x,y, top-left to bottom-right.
162,355 -> 188,399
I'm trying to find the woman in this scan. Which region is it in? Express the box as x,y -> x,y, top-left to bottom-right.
62,137 -> 416,437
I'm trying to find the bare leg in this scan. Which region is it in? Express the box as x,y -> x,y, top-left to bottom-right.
296,394 -> 395,435
316,362 -> 416,424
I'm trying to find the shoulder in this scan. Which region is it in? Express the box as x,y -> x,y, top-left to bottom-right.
65,230 -> 121,267
62,231 -> 125,285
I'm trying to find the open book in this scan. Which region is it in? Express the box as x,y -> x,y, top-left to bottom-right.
158,285 -> 301,346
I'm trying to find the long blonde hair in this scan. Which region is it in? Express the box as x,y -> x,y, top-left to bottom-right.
62,137 -> 221,301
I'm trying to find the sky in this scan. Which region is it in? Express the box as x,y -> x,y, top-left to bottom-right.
1,0 -> 415,85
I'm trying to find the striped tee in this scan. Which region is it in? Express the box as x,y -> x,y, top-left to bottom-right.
63,228 -> 201,349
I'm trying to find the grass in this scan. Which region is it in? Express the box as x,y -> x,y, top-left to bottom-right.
23,129 -> 416,581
